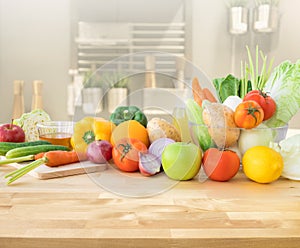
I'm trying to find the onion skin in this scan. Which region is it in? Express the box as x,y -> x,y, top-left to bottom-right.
148,138 -> 175,162
138,152 -> 161,176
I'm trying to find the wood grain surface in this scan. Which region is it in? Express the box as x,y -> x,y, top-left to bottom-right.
10,160 -> 107,179
1,167 -> 300,248
0,129 -> 299,248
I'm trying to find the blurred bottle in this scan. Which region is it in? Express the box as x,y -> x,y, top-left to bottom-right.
12,80 -> 25,119
31,80 -> 43,110
172,106 -> 191,142
175,56 -> 185,89
144,54 -> 156,88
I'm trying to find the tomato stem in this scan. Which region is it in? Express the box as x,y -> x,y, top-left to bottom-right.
245,107 -> 260,124
258,90 -> 268,98
117,143 -> 132,161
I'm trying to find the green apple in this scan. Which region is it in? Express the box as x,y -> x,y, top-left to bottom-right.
161,142 -> 202,180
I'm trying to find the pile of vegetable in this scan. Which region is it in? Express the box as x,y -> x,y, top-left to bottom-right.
0,105 -> 186,183
212,46 -> 300,128
1,47 -> 300,185
0,141 -> 73,184
186,46 -> 300,183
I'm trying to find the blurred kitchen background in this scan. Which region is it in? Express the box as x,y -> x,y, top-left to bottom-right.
0,0 -> 299,127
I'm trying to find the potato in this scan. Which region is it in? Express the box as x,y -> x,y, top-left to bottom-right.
147,117 -> 181,143
202,103 -> 240,148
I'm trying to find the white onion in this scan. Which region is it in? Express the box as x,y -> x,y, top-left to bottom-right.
238,124 -> 273,155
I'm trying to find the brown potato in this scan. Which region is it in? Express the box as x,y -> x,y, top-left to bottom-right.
202,103 -> 240,148
147,117 -> 181,144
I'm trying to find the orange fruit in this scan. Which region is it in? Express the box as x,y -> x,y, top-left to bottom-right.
94,118 -> 116,141
110,120 -> 150,147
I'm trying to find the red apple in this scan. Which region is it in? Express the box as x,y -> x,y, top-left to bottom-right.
0,121 -> 25,142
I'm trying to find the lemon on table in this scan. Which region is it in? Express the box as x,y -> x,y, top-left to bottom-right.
242,146 -> 283,184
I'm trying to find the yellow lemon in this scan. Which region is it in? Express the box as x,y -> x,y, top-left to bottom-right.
242,146 -> 283,184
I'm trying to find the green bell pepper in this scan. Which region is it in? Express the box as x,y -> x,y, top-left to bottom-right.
109,106 -> 148,127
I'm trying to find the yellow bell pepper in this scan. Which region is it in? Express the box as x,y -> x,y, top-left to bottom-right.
71,116 -> 115,156
94,119 -> 116,141
71,116 -> 96,156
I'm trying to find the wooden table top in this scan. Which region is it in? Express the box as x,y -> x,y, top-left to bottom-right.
0,129 -> 300,248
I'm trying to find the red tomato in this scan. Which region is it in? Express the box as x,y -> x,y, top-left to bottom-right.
234,100 -> 264,129
112,137 -> 147,172
202,148 -> 240,182
243,90 -> 276,120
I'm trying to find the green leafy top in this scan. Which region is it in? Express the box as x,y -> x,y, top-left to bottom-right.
240,45 -> 274,97
263,60 -> 300,127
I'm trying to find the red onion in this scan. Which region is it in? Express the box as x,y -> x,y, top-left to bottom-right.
138,152 -> 161,176
86,140 -> 112,164
149,138 -> 175,162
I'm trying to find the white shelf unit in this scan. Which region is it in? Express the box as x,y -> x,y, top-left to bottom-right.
75,22 -> 185,74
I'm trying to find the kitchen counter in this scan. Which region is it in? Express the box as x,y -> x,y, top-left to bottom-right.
0,129 -> 299,248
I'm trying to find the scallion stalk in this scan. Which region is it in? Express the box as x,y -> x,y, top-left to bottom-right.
5,158 -> 46,185
242,45 -> 274,93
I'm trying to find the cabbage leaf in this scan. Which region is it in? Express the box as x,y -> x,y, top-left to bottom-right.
263,60 -> 300,127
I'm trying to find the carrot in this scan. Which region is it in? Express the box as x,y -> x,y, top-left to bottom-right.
5,150 -> 81,185
203,88 -> 218,103
44,150 -> 79,167
192,77 -> 205,107
34,152 -> 46,160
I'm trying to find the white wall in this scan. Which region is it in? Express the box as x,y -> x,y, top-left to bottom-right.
190,0 -> 300,77
0,0 -> 71,122
0,0 -> 299,127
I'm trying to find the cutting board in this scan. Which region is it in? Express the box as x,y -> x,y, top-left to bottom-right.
8,160 -> 107,179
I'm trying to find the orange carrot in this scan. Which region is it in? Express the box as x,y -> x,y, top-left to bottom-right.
192,77 -> 205,107
202,88 -> 218,103
43,150 -> 80,167
34,152 -> 46,160
5,150 -> 84,185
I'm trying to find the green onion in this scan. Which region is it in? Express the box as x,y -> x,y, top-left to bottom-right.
0,155 -> 35,165
242,45 -> 274,92
5,158 -> 47,185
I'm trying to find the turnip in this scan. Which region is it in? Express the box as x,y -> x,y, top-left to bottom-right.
86,140 -> 113,164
